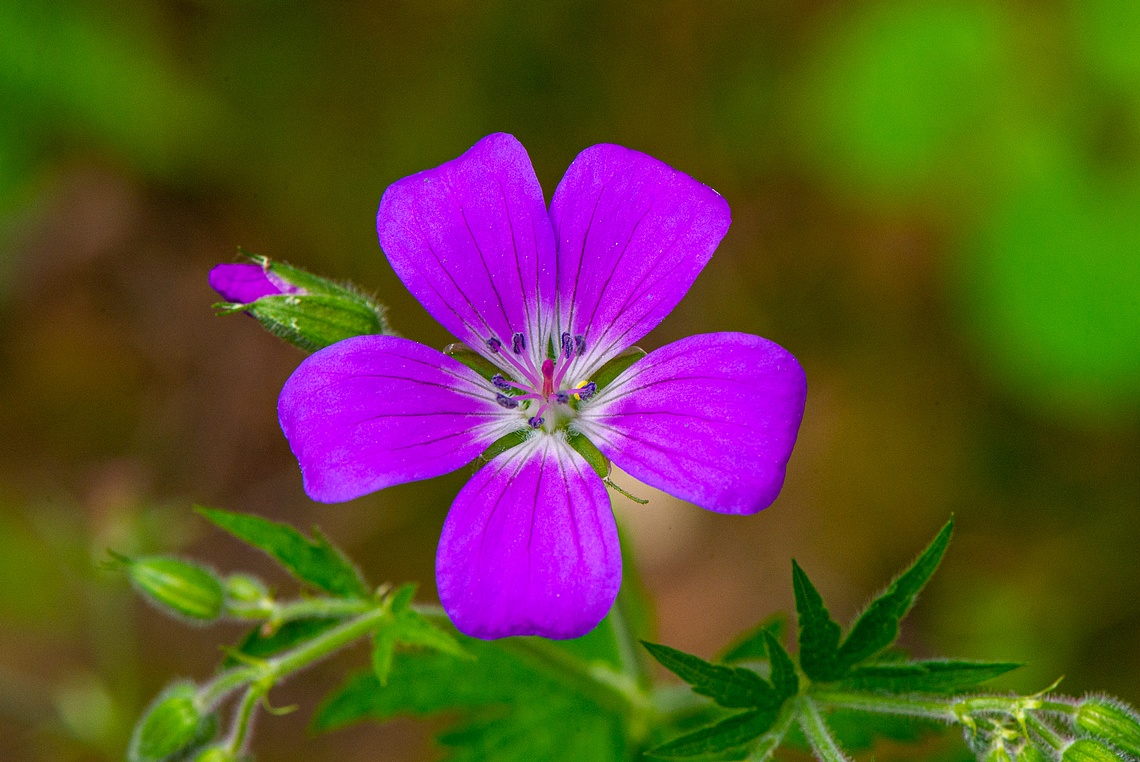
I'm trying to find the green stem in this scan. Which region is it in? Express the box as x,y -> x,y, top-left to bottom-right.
228,596 -> 374,624
798,697 -> 852,762
225,684 -> 264,753
748,702 -> 797,761
197,666 -> 259,710
610,585 -> 647,688
812,690 -> 957,722
266,606 -> 389,677
1024,714 -> 1066,751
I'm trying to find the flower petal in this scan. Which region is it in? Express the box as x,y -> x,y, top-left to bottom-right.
436,435 -> 620,639
575,332 -> 806,515
549,144 -> 731,375
278,335 -> 520,503
377,133 -> 557,359
209,263 -> 297,303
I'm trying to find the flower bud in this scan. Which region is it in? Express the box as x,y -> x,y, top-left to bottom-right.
985,745 -> 1013,762
129,682 -> 205,762
210,256 -> 389,352
224,574 -> 268,604
1017,744 -> 1051,762
120,554 -> 225,622
1062,738 -> 1127,762
192,745 -> 238,762
1076,698 -> 1140,757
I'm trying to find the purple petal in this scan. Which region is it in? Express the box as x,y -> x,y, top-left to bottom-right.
436,435 -> 620,639
549,144 -> 731,374
278,335 -> 520,503
209,263 -> 298,303
575,332 -> 806,515
377,133 -> 557,358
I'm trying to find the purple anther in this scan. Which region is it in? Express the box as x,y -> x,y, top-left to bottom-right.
492,374 -> 512,391
554,390 -> 571,404
574,335 -> 586,355
528,415 -> 545,428
495,393 -> 519,409
511,332 -> 526,354
577,382 -> 597,401
560,332 -> 573,358
486,337 -> 502,354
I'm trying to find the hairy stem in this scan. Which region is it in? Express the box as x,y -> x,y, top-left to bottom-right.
798,697 -> 852,762
812,690 -> 957,722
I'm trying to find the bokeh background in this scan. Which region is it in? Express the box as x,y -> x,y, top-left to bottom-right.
1,1 -> 1138,760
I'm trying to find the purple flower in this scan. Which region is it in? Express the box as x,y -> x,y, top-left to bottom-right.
278,134 -> 806,639
209,263 -> 304,303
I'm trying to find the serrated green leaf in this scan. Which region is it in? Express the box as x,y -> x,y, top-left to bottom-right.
837,520 -> 953,669
195,507 -> 368,598
390,610 -> 469,660
648,709 -> 779,758
223,617 -> 339,668
719,613 -> 787,664
832,660 -> 1021,694
764,632 -> 799,700
387,583 -> 417,614
642,642 -> 778,709
314,637 -> 626,762
791,560 -> 844,682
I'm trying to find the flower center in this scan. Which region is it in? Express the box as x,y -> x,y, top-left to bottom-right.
485,331 -> 597,430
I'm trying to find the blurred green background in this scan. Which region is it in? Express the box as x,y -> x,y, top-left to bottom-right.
1,1 -> 1137,760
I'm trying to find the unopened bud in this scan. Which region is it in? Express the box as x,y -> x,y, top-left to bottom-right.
117,554 -> 224,622
985,745 -> 1013,762
1076,698 -> 1140,757
224,574 -> 268,604
129,682 -> 205,762
211,256 -> 388,352
1062,738 -> 1126,762
192,745 -> 238,762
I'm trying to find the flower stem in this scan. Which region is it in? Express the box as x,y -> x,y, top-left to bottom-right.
797,697 -> 852,762
812,690 -> 958,722
265,605 -> 389,677
748,702 -> 797,761
610,584 -> 648,688
1024,713 -> 1066,752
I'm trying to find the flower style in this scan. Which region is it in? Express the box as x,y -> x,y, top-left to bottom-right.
277,134 -> 807,639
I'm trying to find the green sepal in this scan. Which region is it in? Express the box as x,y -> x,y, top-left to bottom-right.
646,708 -> 778,758
114,552 -> 225,622
191,745 -> 237,762
128,681 -> 213,762
195,507 -> 369,599
719,613 -> 787,663
567,432 -> 611,479
478,429 -> 530,462
642,642 -> 779,710
1018,744 -> 1052,762
832,659 -> 1020,694
764,632 -> 799,700
445,343 -> 505,381
222,618 -> 339,668
836,519 -> 953,669
791,560 -> 845,681
1062,739 -> 1126,762
590,346 -> 647,390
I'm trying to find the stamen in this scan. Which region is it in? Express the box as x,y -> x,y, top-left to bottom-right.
528,415 -> 544,428
574,335 -> 586,355
495,393 -> 519,409
554,390 -> 571,404
560,332 -> 573,359
511,332 -> 526,354
576,382 -> 597,401
485,338 -> 502,354
491,374 -> 511,391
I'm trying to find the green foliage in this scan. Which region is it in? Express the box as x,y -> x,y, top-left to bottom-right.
718,613 -> 787,664
223,618 -> 340,668
643,642 -> 782,710
832,660 -> 1021,694
372,584 -> 469,685
195,506 -> 369,599
647,709 -> 779,758
836,519 -> 954,667
792,559 -> 844,681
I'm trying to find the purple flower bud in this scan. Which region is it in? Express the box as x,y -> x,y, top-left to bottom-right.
208,263 -> 301,304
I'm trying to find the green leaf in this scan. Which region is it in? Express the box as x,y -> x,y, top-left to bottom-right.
764,632 -> 799,700
371,628 -> 397,686
195,507 -> 368,598
791,560 -> 844,681
387,583 -> 417,614
590,347 -> 647,390
223,618 -> 339,668
837,519 -> 953,668
832,660 -> 1021,694
647,709 -> 778,758
389,610 -> 469,660
315,638 -> 626,762
642,642 -> 778,709
719,613 -> 787,663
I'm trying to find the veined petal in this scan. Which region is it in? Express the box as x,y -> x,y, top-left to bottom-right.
575,332 -> 806,515
436,435 -> 620,639
278,335 -> 520,503
209,263 -> 298,303
550,144 -> 731,377
377,133 -> 557,362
